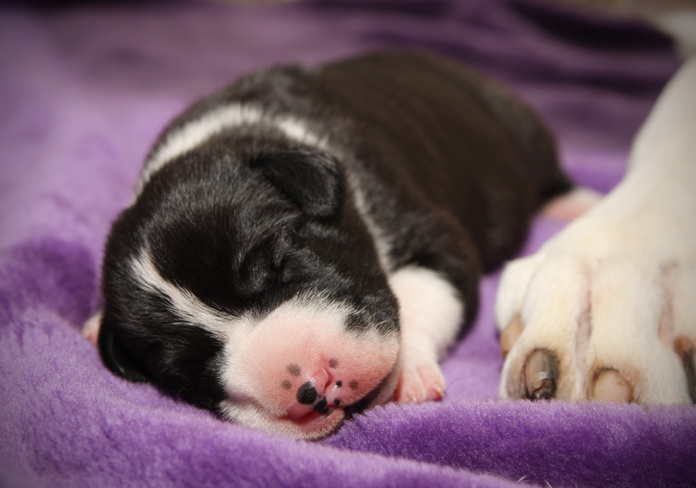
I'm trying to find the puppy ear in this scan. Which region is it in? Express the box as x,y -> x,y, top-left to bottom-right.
252,149 -> 343,218
98,321 -> 147,383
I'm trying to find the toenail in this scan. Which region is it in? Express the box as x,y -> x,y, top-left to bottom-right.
524,349 -> 557,400
591,369 -> 632,403
500,315 -> 523,359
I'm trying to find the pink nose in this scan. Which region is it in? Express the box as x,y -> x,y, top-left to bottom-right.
287,368 -> 342,420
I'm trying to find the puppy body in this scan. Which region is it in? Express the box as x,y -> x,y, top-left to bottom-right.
93,50 -> 571,439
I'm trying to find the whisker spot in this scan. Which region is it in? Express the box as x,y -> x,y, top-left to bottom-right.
287,364 -> 301,377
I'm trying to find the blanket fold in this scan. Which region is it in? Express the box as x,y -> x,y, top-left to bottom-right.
1,1 -> 694,487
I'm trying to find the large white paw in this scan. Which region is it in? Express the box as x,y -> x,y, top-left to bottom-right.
496,199 -> 696,405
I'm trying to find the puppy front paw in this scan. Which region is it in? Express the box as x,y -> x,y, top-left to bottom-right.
496,218 -> 696,405
394,352 -> 446,403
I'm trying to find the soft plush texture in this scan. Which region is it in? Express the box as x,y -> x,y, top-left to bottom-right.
1,1 -> 694,487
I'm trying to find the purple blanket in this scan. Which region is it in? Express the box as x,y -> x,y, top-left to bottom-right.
2,1 -> 695,486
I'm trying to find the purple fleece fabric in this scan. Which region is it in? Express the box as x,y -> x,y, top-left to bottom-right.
1,1 -> 694,487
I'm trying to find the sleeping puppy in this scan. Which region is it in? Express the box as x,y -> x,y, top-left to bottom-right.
84,50 -> 573,439
497,4 -> 696,404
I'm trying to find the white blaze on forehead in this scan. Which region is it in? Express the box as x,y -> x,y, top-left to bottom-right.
137,103 -> 329,194
129,251 -> 239,336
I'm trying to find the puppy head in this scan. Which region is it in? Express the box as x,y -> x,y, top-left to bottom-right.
98,143 -> 400,439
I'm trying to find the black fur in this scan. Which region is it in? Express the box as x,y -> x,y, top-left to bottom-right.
252,149 -> 343,218
98,50 -> 571,415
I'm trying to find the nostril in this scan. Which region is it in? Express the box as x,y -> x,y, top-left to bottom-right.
313,398 -> 329,414
297,381 -> 317,405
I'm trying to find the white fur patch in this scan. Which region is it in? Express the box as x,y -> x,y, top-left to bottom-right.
215,294 -> 399,436
129,251 -> 237,337
388,266 -> 463,402
346,172 -> 393,272
217,297 -> 353,415
136,103 -> 329,194
219,295 -> 384,400
388,266 -> 463,359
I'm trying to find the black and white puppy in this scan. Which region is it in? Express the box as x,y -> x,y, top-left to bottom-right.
84,50 -> 572,439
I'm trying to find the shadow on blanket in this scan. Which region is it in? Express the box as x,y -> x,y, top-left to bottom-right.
1,0 -> 694,487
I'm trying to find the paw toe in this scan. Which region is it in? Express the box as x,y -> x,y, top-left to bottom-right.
417,363 -> 446,401
590,369 -> 633,403
396,362 -> 446,403
500,315 -> 523,359
675,336 -> 696,403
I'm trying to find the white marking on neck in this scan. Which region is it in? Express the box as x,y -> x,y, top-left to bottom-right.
129,251 -> 239,337
346,172 -> 393,272
136,103 -> 328,194
388,265 -> 463,359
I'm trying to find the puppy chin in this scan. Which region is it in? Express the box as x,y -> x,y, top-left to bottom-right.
211,295 -> 400,439
219,400 -> 347,440
218,364 -> 401,441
